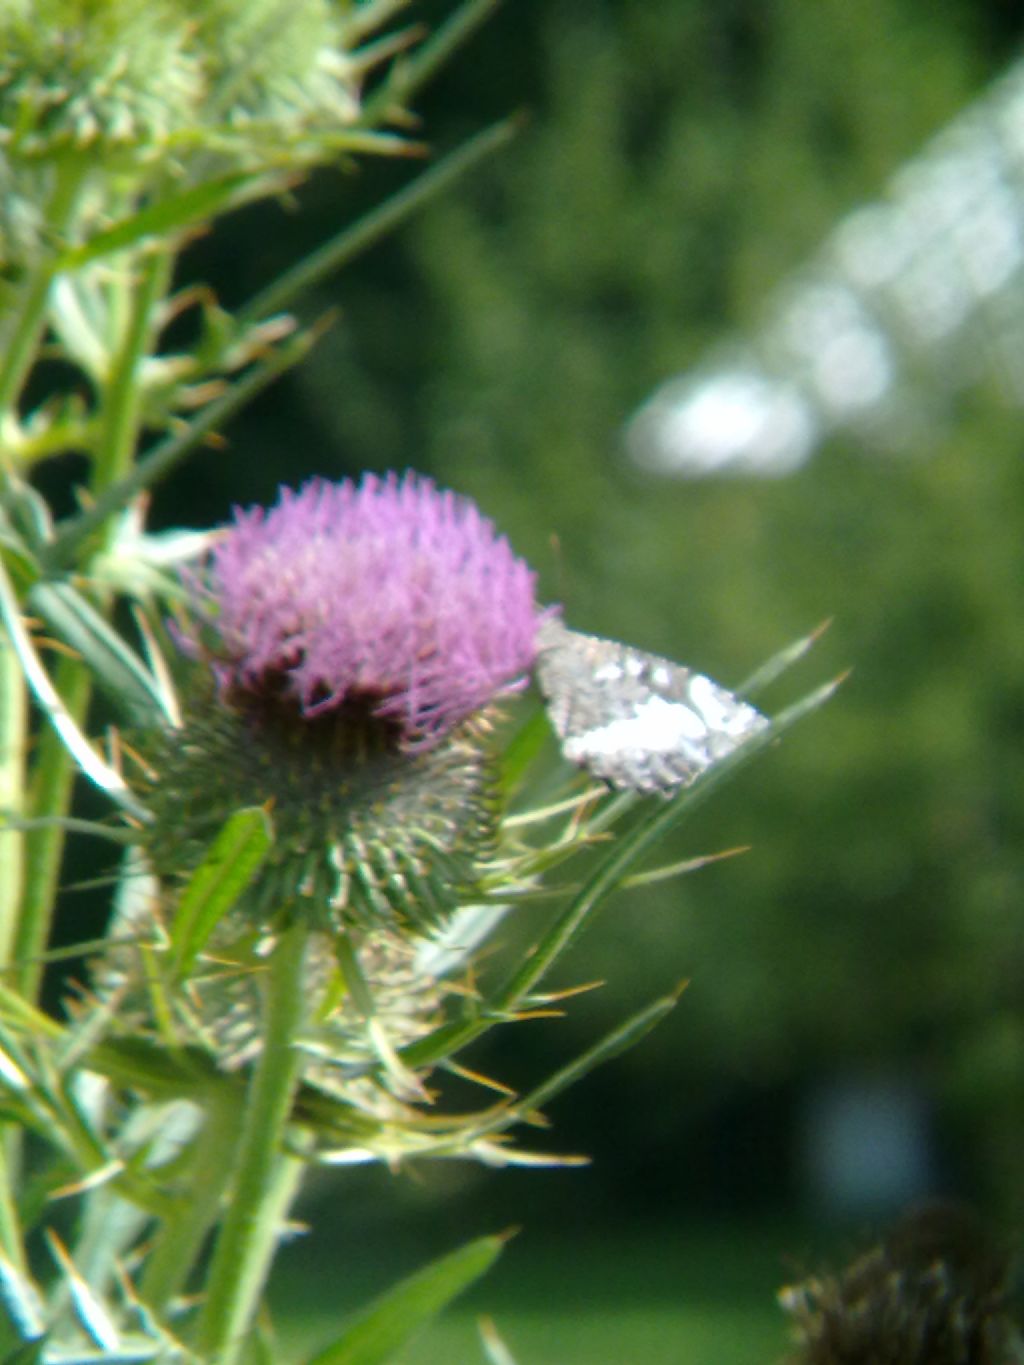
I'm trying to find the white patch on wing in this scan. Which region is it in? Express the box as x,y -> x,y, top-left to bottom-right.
688,673 -> 763,735
592,661 -> 624,683
562,695 -> 709,763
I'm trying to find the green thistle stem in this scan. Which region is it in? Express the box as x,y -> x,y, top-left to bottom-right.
0,160 -> 85,423
0,628 -> 27,970
0,641 -> 27,1268
15,657 -> 91,1001
14,236 -> 171,998
139,1089 -> 244,1317
93,247 -> 174,501
0,1140 -> 26,1274
195,920 -> 309,1362
0,264 -> 54,422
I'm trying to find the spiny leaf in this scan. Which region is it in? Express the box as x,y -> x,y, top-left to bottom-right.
26,582 -> 168,726
168,805 -> 273,978
238,117 -> 521,327
739,618 -> 833,697
55,173 -> 274,270
84,1037 -> 232,1102
359,0 -> 503,125
304,1234 -> 506,1365
507,989 -> 682,1118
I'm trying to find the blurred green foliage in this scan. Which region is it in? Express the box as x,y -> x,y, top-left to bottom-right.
156,0 -> 1024,1217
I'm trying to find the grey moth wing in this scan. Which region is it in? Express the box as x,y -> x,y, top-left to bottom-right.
534,618 -> 768,795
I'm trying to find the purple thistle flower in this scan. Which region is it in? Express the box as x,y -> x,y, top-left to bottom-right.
198,472 -> 544,747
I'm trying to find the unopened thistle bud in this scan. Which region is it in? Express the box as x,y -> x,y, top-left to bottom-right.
779,1203 -> 1024,1365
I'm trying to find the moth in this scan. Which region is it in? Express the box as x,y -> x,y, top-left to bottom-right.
534,617 -> 768,795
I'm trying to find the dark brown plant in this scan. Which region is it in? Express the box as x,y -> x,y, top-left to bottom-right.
780,1203 -> 1024,1365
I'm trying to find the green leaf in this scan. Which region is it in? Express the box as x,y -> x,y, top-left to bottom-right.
304,1234 -> 506,1365
739,619 -> 832,697
498,705 -> 551,795
359,0 -> 503,126
0,476 -> 53,557
26,581 -> 168,725
0,981 -> 63,1043
168,806 -> 272,978
511,990 -> 682,1118
55,173 -> 275,270
238,117 -> 521,328
435,992 -> 682,1159
84,1037 -> 230,1101
0,539 -> 38,593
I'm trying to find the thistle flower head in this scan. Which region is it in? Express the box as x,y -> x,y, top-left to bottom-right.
140,473 -> 547,938
200,472 -> 543,748
110,475 -> 549,1104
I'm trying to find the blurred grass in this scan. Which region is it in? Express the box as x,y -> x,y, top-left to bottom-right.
276,1221 -> 799,1364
